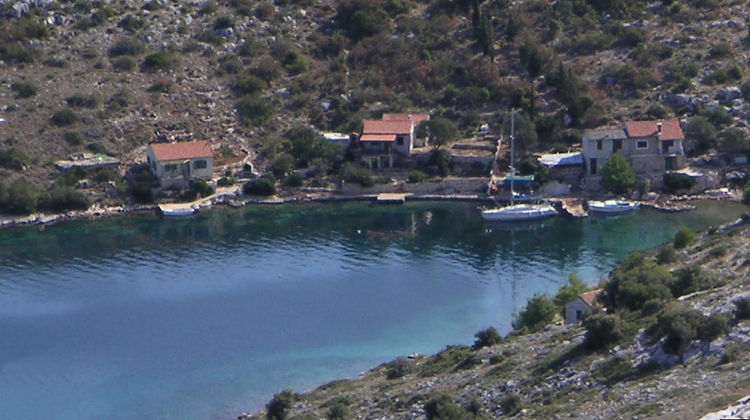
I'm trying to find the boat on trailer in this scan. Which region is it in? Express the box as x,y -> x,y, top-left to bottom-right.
587,199 -> 639,214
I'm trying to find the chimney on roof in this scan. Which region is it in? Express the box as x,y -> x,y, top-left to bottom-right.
657,122 -> 662,134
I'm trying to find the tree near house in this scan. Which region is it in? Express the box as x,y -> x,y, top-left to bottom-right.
599,154 -> 636,194
718,127 -> 749,156
425,118 -> 459,149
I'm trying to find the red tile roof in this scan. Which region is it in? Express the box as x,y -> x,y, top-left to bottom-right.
579,289 -> 604,308
361,134 -> 397,142
382,113 -> 430,125
362,120 -> 413,135
625,119 -> 684,141
150,141 -> 213,161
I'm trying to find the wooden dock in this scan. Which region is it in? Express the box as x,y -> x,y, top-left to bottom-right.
377,193 -> 407,204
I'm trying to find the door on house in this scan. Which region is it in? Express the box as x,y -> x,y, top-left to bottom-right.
589,158 -> 597,175
665,156 -> 675,170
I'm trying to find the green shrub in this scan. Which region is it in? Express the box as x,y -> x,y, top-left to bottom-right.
472,327 -> 502,349
213,15 -> 234,30
266,389 -> 295,420
718,127 -> 749,155
734,297 -> 750,319
326,402 -> 350,420
604,254 -> 674,310
109,37 -> 145,57
600,154 -> 636,194
270,153 -> 294,178
42,57 -> 67,68
500,394 -> 523,417
385,358 -> 413,379
243,178 -> 276,196
11,81 -> 38,98
673,227 -> 695,249
699,313 -> 729,342
424,394 -> 474,420
0,179 -> 41,215
118,14 -> 145,32
51,108 -> 78,126
670,265 -> 721,297
39,187 -> 91,213
656,244 -> 677,264
63,131 -> 84,145
512,293 -> 557,332
0,147 -> 31,170
700,107 -> 733,131
217,175 -> 237,187
663,172 -> 696,193
650,305 -> 704,355
284,173 -> 303,187
584,313 -> 625,350
234,72 -> 267,96
191,179 -> 214,197
429,149 -> 454,177
408,170 -> 427,183
66,93 -> 101,108
342,164 -> 374,187
112,56 -> 137,72
148,78 -> 173,93
142,51 -> 179,72
236,95 -> 274,126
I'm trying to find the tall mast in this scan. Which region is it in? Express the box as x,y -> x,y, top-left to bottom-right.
509,111 -> 515,206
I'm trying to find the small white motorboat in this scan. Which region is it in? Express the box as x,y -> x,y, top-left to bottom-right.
587,199 -> 639,214
159,205 -> 198,217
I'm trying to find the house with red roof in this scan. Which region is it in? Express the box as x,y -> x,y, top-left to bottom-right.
359,113 -> 430,159
582,119 -> 685,178
565,289 -> 605,324
146,141 -> 213,187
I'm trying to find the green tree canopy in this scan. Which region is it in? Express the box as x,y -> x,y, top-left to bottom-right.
553,273 -> 589,311
718,127 -> 749,155
513,293 -> 557,332
426,118 -> 459,148
599,154 -> 636,194
683,116 -> 717,155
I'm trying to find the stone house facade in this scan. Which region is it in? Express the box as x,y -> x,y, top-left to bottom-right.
565,289 -> 605,324
146,141 -> 213,188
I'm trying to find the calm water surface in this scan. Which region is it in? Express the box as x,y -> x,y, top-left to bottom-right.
0,201 -> 743,419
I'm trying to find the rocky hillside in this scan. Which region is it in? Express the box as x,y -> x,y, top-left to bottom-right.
1,0 -> 749,197
241,216 -> 750,419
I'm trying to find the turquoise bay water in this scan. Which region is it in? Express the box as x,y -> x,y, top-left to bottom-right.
0,201 -> 743,419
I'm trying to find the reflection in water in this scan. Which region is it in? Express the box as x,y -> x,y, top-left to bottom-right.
0,200 -> 744,420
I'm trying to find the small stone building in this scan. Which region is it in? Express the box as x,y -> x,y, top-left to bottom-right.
146,141 -> 213,188
565,289 -> 605,324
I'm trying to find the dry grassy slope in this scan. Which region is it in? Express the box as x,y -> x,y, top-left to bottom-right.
238,219 -> 750,420
0,0 -> 748,192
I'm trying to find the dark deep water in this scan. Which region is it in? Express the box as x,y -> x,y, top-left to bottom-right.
0,201 -> 743,419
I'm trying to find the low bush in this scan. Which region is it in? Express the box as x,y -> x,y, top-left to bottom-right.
326,401 -> 350,420
673,227 -> 695,249
649,305 -> 726,355
0,147 -> 31,170
604,253 -> 673,310
266,389 -> 295,420
512,293 -> 557,332
500,394 -> 523,417
66,93 -> 101,108
109,37 -> 145,57
424,393 -> 475,420
11,81 -> 37,98
243,178 -> 276,196
191,179 -> 214,198
217,175 -> 237,187
0,179 -> 41,215
472,327 -> 502,349
553,273 -> 589,311
39,187 -> 91,213
142,51 -> 179,72
734,297 -> 750,320
656,244 -> 677,264
584,313 -> 625,350
699,313 -> 730,342
236,95 -> 274,126
342,164 -> 374,187
284,173 -> 303,187
385,358 -> 413,379
670,265 -> 721,297
408,170 -> 427,183
663,173 -> 696,193
51,108 -> 78,126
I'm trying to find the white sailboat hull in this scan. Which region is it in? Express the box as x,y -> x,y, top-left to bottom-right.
588,200 -> 639,214
481,203 -> 558,222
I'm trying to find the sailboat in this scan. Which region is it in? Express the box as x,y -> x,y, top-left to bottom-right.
481,112 -> 557,222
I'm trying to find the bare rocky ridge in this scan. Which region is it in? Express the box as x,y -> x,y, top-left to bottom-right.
241,218 -> 750,419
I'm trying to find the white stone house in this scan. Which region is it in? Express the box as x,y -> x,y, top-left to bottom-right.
359,113 -> 430,157
146,141 -> 213,188
582,119 -> 686,178
565,289 -> 605,324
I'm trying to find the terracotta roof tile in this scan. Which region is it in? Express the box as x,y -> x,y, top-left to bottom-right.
150,141 -> 213,161
579,289 -> 604,308
382,113 -> 430,124
361,134 -> 397,142
362,120 -> 413,135
625,119 -> 684,141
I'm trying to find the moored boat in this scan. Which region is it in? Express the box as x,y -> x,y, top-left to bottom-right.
481,203 -> 557,221
587,199 -> 639,214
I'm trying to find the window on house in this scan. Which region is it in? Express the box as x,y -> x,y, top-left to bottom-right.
194,159 -> 207,169
596,139 -> 602,150
590,158 -> 597,175
397,136 -> 404,146
613,139 -> 622,152
165,164 -> 178,172
151,160 -> 156,170
636,140 -> 648,149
